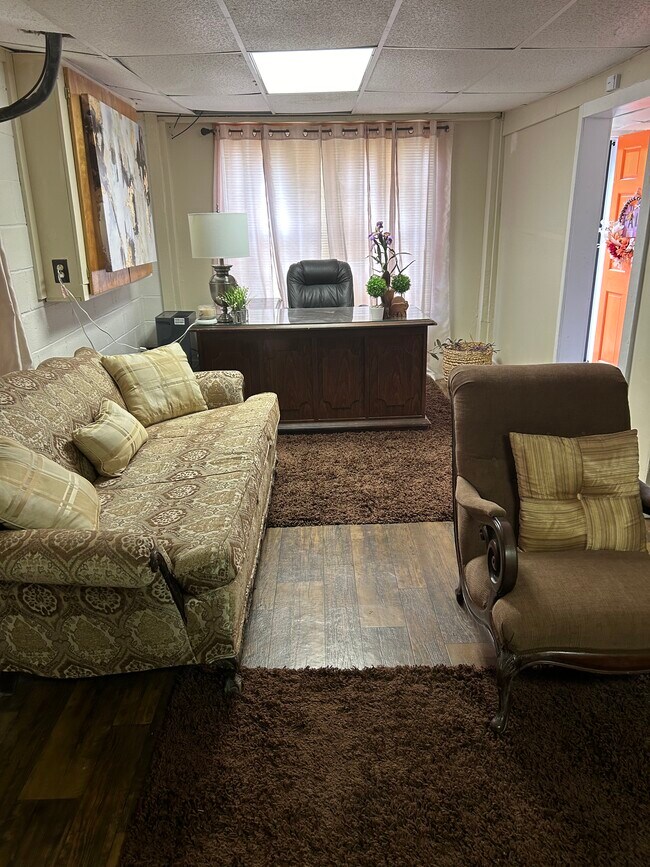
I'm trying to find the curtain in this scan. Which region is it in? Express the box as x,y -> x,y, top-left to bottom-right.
214,121 -> 452,338
0,242 -> 32,375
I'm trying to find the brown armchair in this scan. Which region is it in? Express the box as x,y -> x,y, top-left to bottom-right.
450,363 -> 650,733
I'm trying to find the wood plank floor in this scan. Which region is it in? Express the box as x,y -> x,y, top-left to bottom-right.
242,523 -> 494,669
0,522 -> 492,866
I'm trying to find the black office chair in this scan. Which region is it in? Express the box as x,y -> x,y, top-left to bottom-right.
286,259 -> 354,308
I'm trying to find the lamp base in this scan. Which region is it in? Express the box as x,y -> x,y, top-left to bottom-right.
209,259 -> 238,324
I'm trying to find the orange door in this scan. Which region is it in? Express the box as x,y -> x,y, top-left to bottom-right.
592,130 -> 649,364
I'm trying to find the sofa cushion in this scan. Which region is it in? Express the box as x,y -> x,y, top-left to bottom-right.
510,430 -> 645,553
0,348 -> 126,481
102,343 -> 207,427
73,399 -> 148,477
465,549 -> 650,653
0,436 -> 100,531
96,394 -> 280,595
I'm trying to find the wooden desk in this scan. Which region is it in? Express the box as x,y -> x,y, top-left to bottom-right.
192,306 -> 435,432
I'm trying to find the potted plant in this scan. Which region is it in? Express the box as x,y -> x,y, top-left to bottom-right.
429,338 -> 498,382
390,273 -> 410,314
368,221 -> 413,308
222,286 -> 249,324
366,275 -> 387,320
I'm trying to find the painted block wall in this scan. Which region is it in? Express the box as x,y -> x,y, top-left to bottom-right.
0,57 -> 163,366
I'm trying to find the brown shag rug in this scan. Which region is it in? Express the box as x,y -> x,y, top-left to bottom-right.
267,377 -> 452,526
121,667 -> 649,867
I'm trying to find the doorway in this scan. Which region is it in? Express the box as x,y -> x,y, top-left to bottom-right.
588,129 -> 650,364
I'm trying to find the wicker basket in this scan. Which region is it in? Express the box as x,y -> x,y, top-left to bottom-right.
442,342 -> 493,382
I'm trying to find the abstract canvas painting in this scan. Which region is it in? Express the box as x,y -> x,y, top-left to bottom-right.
82,94 -> 156,271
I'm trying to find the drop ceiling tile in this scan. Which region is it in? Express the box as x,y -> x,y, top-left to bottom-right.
267,92 -> 357,114
355,91 -> 454,113
0,24 -> 94,53
0,0 -> 63,31
467,47 -> 641,93
528,1 -> 650,48
387,0 -> 568,49
368,49 -> 506,93
110,89 -> 188,113
63,54 -> 157,92
121,54 -> 260,96
227,0 -> 395,51
27,1 -> 238,56
441,92 -> 550,112
174,94 -> 270,112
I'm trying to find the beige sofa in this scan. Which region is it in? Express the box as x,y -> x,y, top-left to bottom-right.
0,348 -> 279,678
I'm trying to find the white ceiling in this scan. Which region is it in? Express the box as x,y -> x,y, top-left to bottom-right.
0,0 -> 647,116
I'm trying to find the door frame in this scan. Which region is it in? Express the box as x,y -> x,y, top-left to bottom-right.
555,81 -> 650,376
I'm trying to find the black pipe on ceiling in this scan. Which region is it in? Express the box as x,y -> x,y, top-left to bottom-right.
0,32 -> 63,124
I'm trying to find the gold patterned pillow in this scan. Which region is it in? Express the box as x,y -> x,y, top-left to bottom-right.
73,399 -> 148,477
101,343 -> 207,427
510,430 -> 645,553
0,436 -> 100,530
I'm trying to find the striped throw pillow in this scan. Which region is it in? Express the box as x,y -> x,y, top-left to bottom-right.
73,399 -> 148,477
101,343 -> 207,427
510,430 -> 645,553
0,436 -> 100,531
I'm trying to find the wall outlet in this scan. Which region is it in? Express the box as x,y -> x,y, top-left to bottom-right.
606,73 -> 621,93
52,259 -> 70,283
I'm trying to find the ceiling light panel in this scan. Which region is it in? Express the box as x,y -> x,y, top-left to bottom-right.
252,48 -> 373,94
227,0 -> 395,51
387,0 -> 568,50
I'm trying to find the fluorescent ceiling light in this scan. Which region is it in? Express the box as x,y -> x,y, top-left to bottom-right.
252,48 -> 373,94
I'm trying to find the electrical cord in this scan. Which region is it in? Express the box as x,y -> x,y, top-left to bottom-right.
56,271 -> 196,353
56,272 -> 142,352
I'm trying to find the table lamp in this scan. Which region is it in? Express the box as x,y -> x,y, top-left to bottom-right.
188,212 -> 249,323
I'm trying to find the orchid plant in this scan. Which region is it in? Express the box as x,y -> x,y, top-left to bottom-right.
368,221 -> 413,285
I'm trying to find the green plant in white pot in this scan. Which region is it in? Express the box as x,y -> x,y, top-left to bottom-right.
222,286 -> 249,324
366,275 -> 387,320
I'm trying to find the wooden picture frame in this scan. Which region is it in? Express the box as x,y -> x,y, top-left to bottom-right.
64,67 -> 153,295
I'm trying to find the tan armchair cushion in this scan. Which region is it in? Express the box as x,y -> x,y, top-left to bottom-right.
510,430 -> 645,553
0,436 -> 100,531
102,343 -> 207,427
73,399 -> 148,477
465,549 -> 650,654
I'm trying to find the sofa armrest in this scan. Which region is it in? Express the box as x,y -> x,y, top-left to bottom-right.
0,529 -> 167,589
456,476 -> 518,600
640,480 -> 650,516
195,370 -> 244,409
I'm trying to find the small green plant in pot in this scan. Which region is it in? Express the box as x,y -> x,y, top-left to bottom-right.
222,286 -> 249,324
366,275 -> 387,320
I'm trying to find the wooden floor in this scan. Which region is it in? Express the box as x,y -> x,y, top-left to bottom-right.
243,522 -> 494,669
0,522 -> 492,866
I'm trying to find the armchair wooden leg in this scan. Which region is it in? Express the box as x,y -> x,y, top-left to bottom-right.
490,651 -> 519,734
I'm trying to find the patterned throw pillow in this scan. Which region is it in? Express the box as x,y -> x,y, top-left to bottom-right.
101,343 -> 207,427
0,436 -> 100,530
510,430 -> 646,553
73,399 -> 148,477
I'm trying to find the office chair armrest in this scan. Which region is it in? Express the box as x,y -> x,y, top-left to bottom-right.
640,480 -> 650,516
456,477 -> 518,600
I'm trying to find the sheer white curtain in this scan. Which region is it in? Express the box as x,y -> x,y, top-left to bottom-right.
214,121 -> 452,336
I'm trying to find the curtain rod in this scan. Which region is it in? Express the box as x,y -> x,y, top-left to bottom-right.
200,123 -> 450,137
